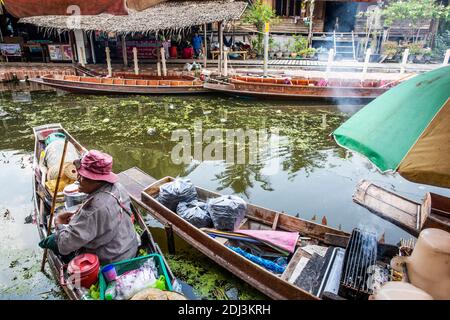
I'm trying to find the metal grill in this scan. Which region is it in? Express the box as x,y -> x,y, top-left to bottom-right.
339,228 -> 378,299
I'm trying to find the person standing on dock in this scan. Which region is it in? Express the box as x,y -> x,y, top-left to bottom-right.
192,32 -> 203,58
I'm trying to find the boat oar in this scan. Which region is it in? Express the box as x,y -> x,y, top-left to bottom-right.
41,138 -> 69,272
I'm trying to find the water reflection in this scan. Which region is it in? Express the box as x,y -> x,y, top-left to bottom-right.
1,87 -> 449,247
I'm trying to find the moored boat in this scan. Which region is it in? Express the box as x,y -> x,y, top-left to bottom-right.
204,74 -> 398,101
30,74 -> 209,95
119,170 -> 402,300
32,124 -> 177,300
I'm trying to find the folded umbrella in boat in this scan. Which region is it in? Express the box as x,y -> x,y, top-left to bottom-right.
202,228 -> 298,254
332,66 -> 450,188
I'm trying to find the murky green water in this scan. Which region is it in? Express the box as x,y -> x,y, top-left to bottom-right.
1,86 -> 449,300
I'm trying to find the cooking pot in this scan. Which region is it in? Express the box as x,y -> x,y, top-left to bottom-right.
391,228 -> 450,299
68,253 -> 100,288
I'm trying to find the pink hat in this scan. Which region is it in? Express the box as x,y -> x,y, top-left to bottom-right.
76,150 -> 118,184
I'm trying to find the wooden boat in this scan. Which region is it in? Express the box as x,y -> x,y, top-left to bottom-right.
30,74 -> 209,95
204,75 -> 396,100
32,124 -> 176,300
118,170 -> 400,300
353,180 -> 450,237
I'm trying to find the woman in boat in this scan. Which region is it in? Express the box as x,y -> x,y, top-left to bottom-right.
39,150 -> 139,265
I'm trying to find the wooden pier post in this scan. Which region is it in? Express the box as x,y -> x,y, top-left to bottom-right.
223,48 -> 228,76
218,21 -> 223,75
164,224 -> 176,254
89,32 -> 96,64
105,47 -> 112,77
161,47 -> 167,77
443,49 -> 450,65
400,48 -> 409,74
326,49 -> 334,74
363,48 -> 371,74
203,23 -> 208,69
121,35 -> 128,67
133,47 -> 139,75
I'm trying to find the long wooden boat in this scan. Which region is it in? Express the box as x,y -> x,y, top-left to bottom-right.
118,170 -> 400,300
204,75 -> 396,101
353,180 -> 450,237
30,74 -> 209,95
32,124 -> 176,300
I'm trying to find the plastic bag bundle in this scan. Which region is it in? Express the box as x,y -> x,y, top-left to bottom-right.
207,195 -> 247,231
176,200 -> 213,228
44,139 -> 79,169
157,178 -> 198,211
114,260 -> 158,300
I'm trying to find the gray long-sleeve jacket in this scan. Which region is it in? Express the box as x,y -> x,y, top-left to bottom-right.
55,182 -> 139,265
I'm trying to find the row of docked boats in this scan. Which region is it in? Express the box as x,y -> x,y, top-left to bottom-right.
30,69 -> 401,100
33,124 -> 406,300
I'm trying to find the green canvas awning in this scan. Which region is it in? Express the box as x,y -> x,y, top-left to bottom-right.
333,65 -> 450,188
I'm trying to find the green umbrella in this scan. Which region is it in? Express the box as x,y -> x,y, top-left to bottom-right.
333,65 -> 450,188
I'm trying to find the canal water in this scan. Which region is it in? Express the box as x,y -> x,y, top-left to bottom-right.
1,85 -> 449,300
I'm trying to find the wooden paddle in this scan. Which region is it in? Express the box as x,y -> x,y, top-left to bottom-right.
41,138 -> 69,272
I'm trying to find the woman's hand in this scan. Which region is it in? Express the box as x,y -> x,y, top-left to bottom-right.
55,212 -> 75,226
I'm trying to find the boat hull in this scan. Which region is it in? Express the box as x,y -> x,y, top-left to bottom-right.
204,82 -> 388,101
32,124 -> 175,300
30,77 -> 210,95
135,175 -> 350,300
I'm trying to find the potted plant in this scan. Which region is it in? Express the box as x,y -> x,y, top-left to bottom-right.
290,34 -> 308,59
281,40 -> 290,58
299,47 -> 317,59
423,47 -> 432,63
406,42 -> 424,62
381,41 -> 399,60
275,43 -> 283,58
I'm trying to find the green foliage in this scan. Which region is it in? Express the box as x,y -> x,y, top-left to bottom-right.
406,42 -> 425,55
381,41 -> 399,56
299,47 -> 317,58
381,0 -> 450,27
433,30 -> 450,57
290,35 -> 307,53
244,0 -> 279,55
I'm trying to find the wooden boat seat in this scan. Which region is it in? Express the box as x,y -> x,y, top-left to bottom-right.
64,75 -> 81,82
80,77 -> 102,84
101,78 -> 114,84
113,79 -> 125,85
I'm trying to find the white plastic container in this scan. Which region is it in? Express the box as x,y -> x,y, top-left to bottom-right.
63,182 -> 87,210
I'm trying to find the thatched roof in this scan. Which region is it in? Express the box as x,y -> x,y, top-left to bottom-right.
19,1 -> 248,34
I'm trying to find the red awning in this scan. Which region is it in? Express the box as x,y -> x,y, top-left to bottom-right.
3,0 -> 129,18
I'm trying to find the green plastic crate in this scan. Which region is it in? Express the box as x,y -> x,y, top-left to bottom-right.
98,253 -> 172,300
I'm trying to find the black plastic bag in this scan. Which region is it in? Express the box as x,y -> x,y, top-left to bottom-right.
176,201 -> 213,228
207,195 -> 247,231
157,178 -> 198,211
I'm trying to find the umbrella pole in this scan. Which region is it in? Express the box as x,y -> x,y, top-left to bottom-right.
41,138 -> 69,272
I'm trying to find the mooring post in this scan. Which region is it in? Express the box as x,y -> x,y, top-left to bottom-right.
165,224 -> 176,254
133,47 -> 139,75
363,48 -> 371,74
326,48 -> 334,74
223,47 -> 228,77
105,47 -> 112,77
400,48 -> 409,74
443,49 -> 450,65
161,47 -> 167,77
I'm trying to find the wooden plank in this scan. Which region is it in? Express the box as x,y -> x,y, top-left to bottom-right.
272,212 -> 280,230
323,233 -> 349,248
353,180 -> 420,236
118,167 -> 156,199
